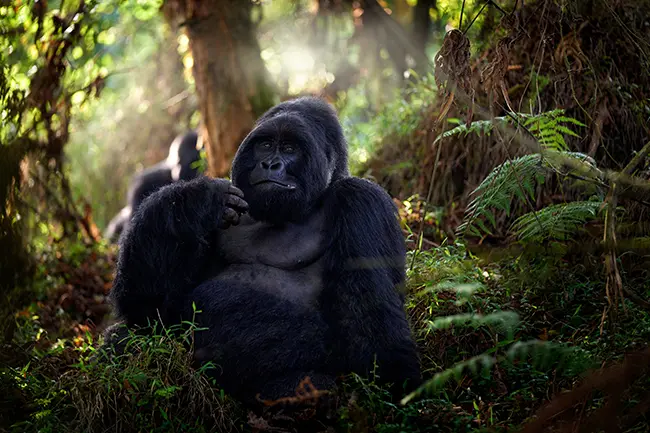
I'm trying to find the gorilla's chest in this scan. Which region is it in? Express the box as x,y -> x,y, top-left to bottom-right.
214,212 -> 327,307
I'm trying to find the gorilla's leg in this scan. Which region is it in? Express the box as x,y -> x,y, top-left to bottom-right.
188,280 -> 334,402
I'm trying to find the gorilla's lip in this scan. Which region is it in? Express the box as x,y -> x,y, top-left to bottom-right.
252,179 -> 297,190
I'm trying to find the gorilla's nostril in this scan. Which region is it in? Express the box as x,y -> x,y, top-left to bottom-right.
262,160 -> 283,171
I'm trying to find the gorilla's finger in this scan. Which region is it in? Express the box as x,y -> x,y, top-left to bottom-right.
219,208 -> 239,229
223,207 -> 239,223
226,195 -> 249,212
228,184 -> 245,198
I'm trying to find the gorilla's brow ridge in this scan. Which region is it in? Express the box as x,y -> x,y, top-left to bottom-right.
249,116 -> 316,152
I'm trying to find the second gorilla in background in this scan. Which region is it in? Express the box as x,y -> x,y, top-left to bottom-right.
104,130 -> 202,242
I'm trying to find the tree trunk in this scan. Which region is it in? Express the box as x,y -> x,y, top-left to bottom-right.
163,0 -> 276,177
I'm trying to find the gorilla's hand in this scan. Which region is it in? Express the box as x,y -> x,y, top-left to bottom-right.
111,177 -> 248,327
212,180 -> 249,229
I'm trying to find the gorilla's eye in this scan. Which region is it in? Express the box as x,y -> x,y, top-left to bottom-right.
260,142 -> 272,149
281,144 -> 296,153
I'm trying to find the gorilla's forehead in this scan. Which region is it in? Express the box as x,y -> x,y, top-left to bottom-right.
253,114 -> 310,140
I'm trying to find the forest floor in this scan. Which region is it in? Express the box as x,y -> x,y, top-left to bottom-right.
1,203 -> 649,433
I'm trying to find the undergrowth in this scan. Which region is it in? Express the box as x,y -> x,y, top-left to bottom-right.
2,314 -> 242,433
3,238 -> 648,432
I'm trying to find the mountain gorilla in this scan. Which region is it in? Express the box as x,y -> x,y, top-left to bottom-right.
108,97 -> 421,402
104,130 -> 202,243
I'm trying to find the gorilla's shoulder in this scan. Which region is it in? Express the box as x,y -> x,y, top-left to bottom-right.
328,177 -> 397,212
133,162 -> 172,181
323,177 -> 405,270
325,177 -> 401,243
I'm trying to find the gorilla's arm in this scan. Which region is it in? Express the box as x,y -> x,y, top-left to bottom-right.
110,177 -> 246,327
322,177 -> 421,389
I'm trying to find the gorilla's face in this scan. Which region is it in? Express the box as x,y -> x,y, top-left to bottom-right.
231,113 -> 333,225
247,130 -> 301,193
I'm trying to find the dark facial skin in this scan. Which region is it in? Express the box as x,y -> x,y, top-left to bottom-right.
249,140 -> 300,191
232,116 -> 327,225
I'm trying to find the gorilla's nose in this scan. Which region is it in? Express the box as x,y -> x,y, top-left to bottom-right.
261,158 -> 284,172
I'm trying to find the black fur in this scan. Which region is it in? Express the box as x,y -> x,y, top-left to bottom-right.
109,98 -> 421,403
104,130 -> 202,242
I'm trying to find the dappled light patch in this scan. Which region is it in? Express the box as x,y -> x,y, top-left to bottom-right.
396,196 -> 453,250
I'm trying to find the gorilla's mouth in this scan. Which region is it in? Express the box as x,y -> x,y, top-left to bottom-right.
252,179 -> 297,190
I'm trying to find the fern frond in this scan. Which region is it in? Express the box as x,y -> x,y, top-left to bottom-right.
458,151 -> 600,238
520,109 -> 586,151
458,154 -> 545,236
401,353 -> 496,404
511,201 -> 602,242
401,340 -> 592,405
433,118 -> 506,144
419,280 -> 486,304
505,340 -> 593,375
433,109 -> 585,151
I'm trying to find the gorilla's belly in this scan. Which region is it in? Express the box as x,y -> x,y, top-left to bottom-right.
215,263 -> 323,308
